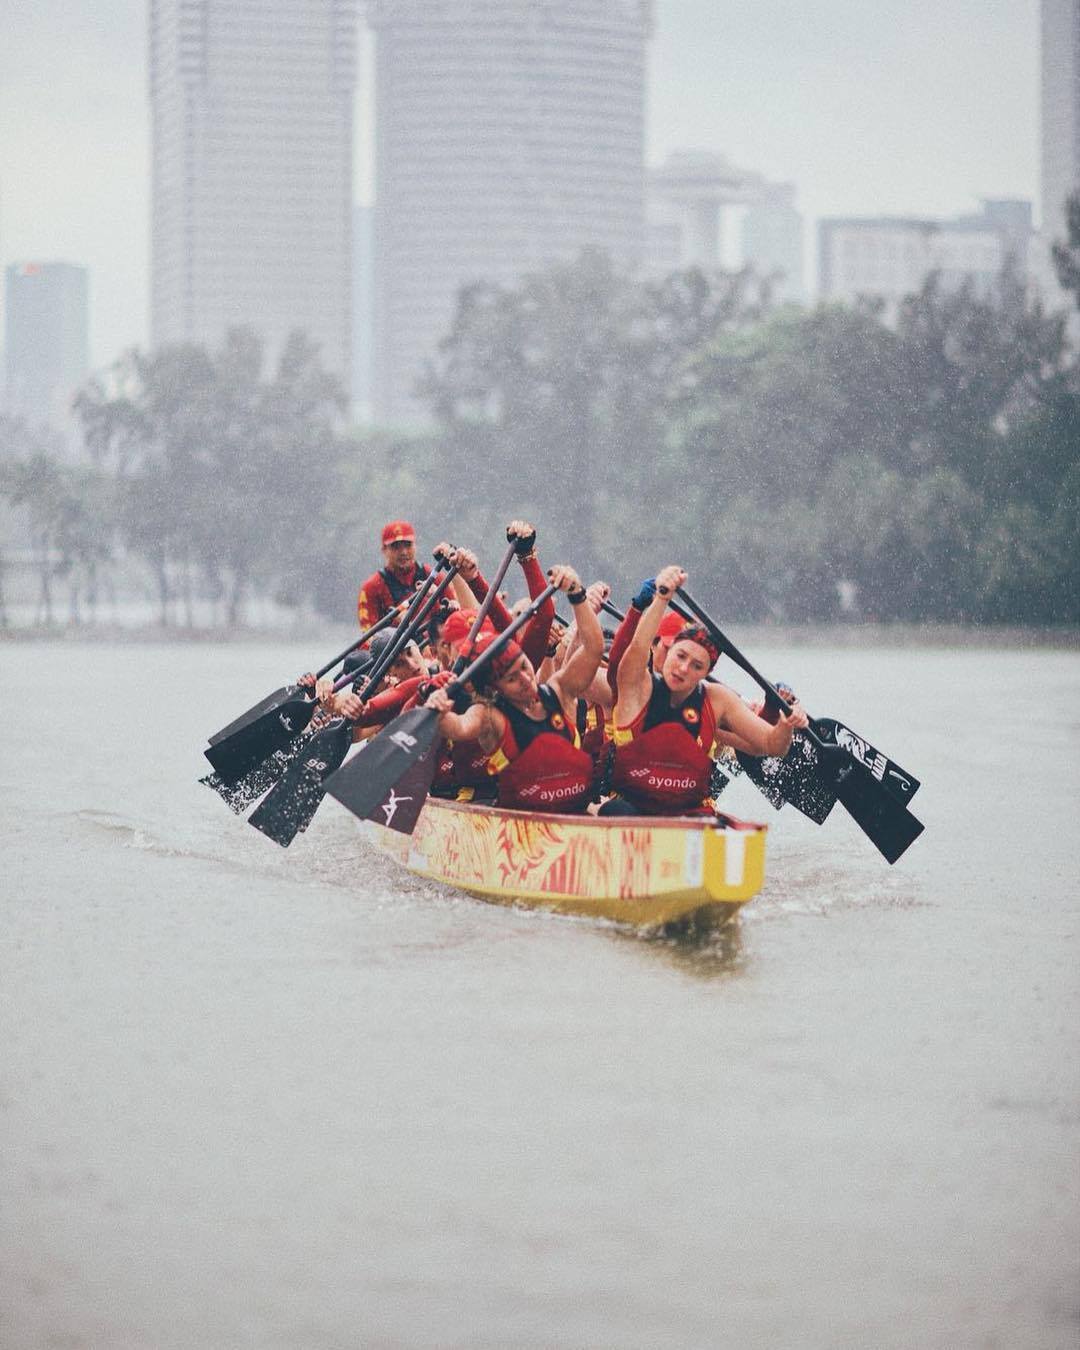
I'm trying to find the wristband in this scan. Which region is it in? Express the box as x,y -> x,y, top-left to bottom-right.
567,586 -> 587,606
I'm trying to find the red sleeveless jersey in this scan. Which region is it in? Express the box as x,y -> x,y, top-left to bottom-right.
610,674 -> 718,814
486,685 -> 595,813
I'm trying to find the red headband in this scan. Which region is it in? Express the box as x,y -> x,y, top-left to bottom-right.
673,624 -> 721,667
471,633 -> 525,684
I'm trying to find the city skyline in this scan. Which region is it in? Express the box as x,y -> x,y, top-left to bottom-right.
369,0 -> 651,422
0,0 -> 1041,371
149,0 -> 356,385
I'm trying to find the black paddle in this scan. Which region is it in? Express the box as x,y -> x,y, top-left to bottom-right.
202,681 -> 354,815
675,587 -> 924,864
246,563 -> 463,847
451,537 -> 517,674
625,592 -> 917,818
206,598 -> 412,748
324,582 -> 560,830
674,588 -> 920,809
204,561 -> 450,786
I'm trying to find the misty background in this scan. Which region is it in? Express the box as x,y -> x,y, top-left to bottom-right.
0,0 -> 1075,630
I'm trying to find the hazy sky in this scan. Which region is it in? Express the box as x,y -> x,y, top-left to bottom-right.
0,0 -> 1039,370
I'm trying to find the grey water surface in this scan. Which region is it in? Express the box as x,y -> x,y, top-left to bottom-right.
2,640 -> 1078,1350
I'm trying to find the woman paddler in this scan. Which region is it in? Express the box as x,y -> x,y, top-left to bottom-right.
425,566 -> 603,813
603,565 -> 809,816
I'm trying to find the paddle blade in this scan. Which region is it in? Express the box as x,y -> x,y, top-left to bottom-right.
735,732 -> 840,824
247,721 -> 353,848
734,751 -> 786,811
813,717 -> 921,806
708,757 -> 733,800
199,738 -> 310,814
324,706 -> 441,824
203,695 -> 316,785
363,743 -> 438,835
834,761 -> 924,864
207,685 -> 293,746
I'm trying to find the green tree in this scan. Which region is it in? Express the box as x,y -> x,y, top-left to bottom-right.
77,328 -> 346,626
1051,189 -> 1080,309
421,249 -> 770,579
892,269 -> 1067,490
0,428 -> 115,626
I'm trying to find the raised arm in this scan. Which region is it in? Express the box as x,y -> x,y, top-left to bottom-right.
451,546 -> 515,631
615,565 -> 686,722
508,520 -> 556,665
548,566 -> 603,702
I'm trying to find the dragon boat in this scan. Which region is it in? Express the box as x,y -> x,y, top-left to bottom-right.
357,796 -> 769,929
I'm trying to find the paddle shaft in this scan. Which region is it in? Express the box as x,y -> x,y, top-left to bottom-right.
600,597 -> 722,686
451,582 -> 559,692
452,540 -> 517,675
313,596 -> 413,680
673,587 -> 821,740
321,580 -> 565,829
355,558 -> 456,688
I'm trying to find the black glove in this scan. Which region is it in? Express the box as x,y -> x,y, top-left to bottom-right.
508,525 -> 537,557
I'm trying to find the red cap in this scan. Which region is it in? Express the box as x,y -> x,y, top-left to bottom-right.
381,519 -> 415,546
471,631 -> 525,683
440,608 -> 495,647
654,612 -> 686,648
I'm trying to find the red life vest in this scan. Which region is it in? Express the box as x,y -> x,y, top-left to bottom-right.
431,735 -> 497,801
487,685 -> 595,813
356,562 -> 431,628
610,674 -> 718,814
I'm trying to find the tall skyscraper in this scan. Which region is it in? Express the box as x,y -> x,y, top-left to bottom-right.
368,0 -> 653,424
3,262 -> 89,429
1041,0 -> 1080,252
353,204 -> 375,423
149,0 -> 357,389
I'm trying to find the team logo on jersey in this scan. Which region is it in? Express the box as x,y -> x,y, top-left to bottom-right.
682,707 -> 700,725
550,713 -> 565,730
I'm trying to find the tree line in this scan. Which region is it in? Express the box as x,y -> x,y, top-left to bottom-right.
2,198 -> 1078,629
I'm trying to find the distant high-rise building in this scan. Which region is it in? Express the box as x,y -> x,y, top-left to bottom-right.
646,151 -> 765,272
1041,0 -> 1080,251
3,262 -> 89,428
818,201 -> 1034,319
149,0 -> 357,389
645,151 -> 804,300
353,204 -> 375,423
368,0 -> 653,424
742,183 -> 804,302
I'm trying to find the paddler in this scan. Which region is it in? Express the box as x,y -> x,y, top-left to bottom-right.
356,520 -> 432,629
605,580 -> 685,695
603,565 -> 809,816
429,523 -> 555,669
425,565 -> 603,813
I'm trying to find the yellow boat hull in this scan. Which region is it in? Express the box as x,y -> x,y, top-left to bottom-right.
357,797 -> 768,929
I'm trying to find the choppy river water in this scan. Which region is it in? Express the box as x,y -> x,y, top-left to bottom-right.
2,639 -> 1078,1349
